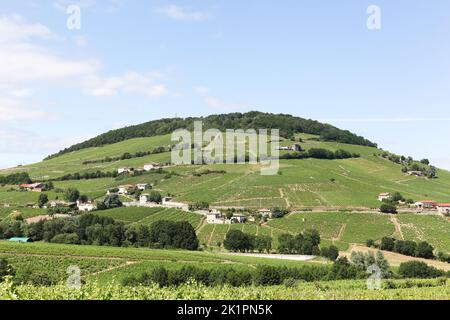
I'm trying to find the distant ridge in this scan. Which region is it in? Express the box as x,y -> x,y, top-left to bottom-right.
45,111 -> 377,160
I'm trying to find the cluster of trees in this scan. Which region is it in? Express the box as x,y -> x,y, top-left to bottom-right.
270,207 -> 290,219
350,251 -> 391,278
0,172 -> 32,185
223,230 -> 272,253
401,163 -> 437,179
82,147 -> 169,165
380,152 -> 437,179
280,148 -> 360,160
45,112 -> 377,159
192,169 -> 226,177
277,229 -> 321,255
1,213 -> 199,250
188,201 -> 210,211
51,168 -> 171,182
379,192 -> 415,214
398,261 -> 446,279
378,237 -> 435,259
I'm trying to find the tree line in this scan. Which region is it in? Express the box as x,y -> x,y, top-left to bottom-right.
81,146 -> 169,165
280,148 -> 360,160
0,213 -> 199,250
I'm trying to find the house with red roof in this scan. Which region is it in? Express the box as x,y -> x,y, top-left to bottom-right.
414,200 -> 438,210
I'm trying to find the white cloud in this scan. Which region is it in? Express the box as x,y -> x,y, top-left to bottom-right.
83,72 -> 168,97
53,0 -> 124,13
0,15 -> 99,86
195,86 -> 248,111
157,5 -> 210,22
0,97 -> 49,121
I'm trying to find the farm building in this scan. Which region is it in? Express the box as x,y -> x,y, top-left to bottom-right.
378,193 -> 391,201
139,194 -> 149,205
415,200 -> 438,210
229,214 -> 246,224
20,183 -> 45,192
118,167 -> 134,174
292,144 -> 302,152
76,200 -> 96,212
136,183 -> 150,191
437,204 -> 450,215
9,237 -> 32,243
408,171 -> 424,177
118,185 -> 135,195
143,163 -> 162,171
258,208 -> 273,218
206,211 -> 226,224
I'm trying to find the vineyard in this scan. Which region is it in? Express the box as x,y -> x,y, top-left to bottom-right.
1,278 -> 448,300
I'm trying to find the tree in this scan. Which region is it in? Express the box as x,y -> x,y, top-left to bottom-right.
64,188 -> 80,202
255,235 -> 272,253
38,193 -> 49,208
380,203 -> 397,214
149,191 -> 162,204
420,159 -> 430,165
390,192 -> 404,203
426,166 -> 437,179
278,234 -> 295,254
321,245 -> 339,261
102,194 -> 122,209
224,230 -> 252,252
380,237 -> 396,251
415,241 -> 434,259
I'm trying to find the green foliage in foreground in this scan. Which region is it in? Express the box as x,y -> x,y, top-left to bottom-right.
0,278 -> 448,300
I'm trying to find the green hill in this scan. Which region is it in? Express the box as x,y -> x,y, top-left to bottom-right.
1,112 -> 449,254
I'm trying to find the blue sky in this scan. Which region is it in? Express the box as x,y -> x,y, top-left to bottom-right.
1,0 -> 450,169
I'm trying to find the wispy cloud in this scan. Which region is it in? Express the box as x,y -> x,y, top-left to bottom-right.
157,5 -> 211,22
196,86 -> 249,111
83,72 -> 168,97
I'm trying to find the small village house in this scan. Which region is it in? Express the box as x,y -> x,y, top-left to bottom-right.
437,203 -> 450,215
143,163 -> 162,171
229,214 -> 246,224
118,185 -> 135,195
292,144 -> 302,152
136,183 -> 150,191
408,171 -> 424,177
258,208 -> 273,218
206,211 -> 226,224
76,200 -> 96,212
378,193 -> 391,201
139,194 -> 149,205
117,167 -> 134,174
20,183 -> 45,193
415,200 -> 438,210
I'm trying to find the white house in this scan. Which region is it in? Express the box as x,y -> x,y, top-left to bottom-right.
378,193 -> 391,201
415,200 -> 438,210
206,212 -> 226,224
437,203 -> 450,215
408,171 -> 424,177
77,200 -> 96,212
258,208 -> 273,218
118,185 -> 135,195
136,183 -> 150,191
143,163 -> 162,171
139,194 -> 149,205
118,167 -> 134,174
229,214 -> 246,224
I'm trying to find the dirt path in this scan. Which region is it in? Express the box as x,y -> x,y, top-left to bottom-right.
278,188 -> 291,208
390,216 -> 404,240
88,261 -> 138,276
333,223 -> 347,241
207,224 -> 217,246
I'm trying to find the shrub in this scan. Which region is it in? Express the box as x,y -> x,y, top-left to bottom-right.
380,203 -> 397,214
398,261 -> 444,279
321,245 -> 339,261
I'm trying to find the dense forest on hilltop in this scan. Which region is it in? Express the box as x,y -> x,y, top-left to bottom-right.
45,112 -> 377,160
